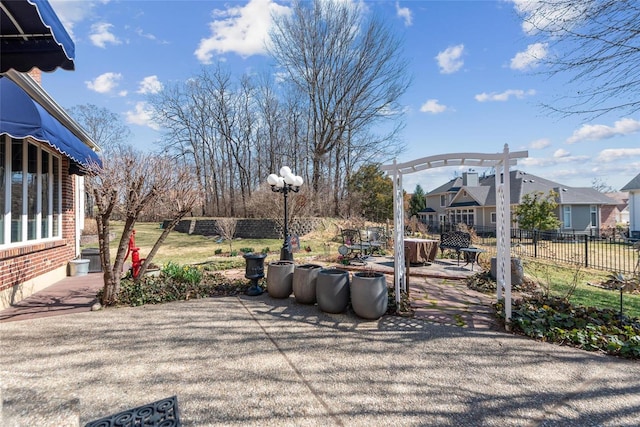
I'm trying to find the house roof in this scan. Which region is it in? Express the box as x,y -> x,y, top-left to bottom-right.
428,170 -> 617,207
621,173 -> 640,191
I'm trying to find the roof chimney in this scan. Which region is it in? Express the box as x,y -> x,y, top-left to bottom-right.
27,68 -> 42,85
462,171 -> 478,187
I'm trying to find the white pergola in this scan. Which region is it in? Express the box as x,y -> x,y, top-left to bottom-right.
381,144 -> 528,325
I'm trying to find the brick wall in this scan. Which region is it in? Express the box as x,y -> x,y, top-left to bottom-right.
0,158 -> 76,295
164,218 -> 323,239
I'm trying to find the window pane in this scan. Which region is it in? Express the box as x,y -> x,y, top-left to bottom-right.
11,140 -> 23,243
0,138 -> 5,244
53,156 -> 60,237
563,206 -> 571,228
41,151 -> 49,238
27,143 -> 37,240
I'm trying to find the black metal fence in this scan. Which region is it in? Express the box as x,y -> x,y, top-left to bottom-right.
421,224 -> 640,276
507,230 -> 639,276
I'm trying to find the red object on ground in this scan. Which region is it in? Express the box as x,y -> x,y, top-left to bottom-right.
124,230 -> 144,279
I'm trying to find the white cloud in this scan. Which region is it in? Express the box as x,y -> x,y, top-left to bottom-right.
511,0 -> 587,35
475,89 -> 536,102
195,0 -> 290,63
125,102 -> 160,130
520,154 -> 589,168
553,148 -> 570,158
566,118 -> 640,144
530,138 -> 551,149
510,43 -> 548,70
90,22 -> 121,48
85,72 -> 122,94
597,148 -> 640,162
49,0 -> 104,39
435,44 -> 464,74
137,75 -> 163,94
395,1 -> 413,26
419,99 -> 447,114
136,28 -> 156,41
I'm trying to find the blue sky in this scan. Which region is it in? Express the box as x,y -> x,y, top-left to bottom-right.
42,0 -> 640,193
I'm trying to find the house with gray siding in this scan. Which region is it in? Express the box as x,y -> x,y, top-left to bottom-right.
621,173 -> 640,240
419,170 -> 618,234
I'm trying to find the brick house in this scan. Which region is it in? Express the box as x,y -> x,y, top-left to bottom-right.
1,0 -> 101,307
0,71 -> 100,308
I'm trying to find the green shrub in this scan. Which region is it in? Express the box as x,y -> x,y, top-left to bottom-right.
495,296 -> 640,359
239,247 -> 254,254
111,273 -> 264,307
161,261 -> 202,285
214,248 -> 223,255
261,247 -> 270,254
230,250 -> 238,257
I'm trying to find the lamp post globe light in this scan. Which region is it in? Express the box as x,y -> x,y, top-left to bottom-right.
267,166 -> 303,261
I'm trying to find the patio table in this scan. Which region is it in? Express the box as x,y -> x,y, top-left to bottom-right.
404,238 -> 438,265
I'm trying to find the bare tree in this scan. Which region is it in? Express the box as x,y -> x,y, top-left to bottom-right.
268,0 -> 409,201
516,0 -> 640,118
216,217 -> 238,252
138,161 -> 200,277
592,177 -> 616,193
86,147 -> 197,305
67,104 -> 131,152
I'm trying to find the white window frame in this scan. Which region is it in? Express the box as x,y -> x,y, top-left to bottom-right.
590,205 -> 598,228
563,206 -> 572,229
0,136 -> 62,248
440,194 -> 446,207
491,212 -> 497,223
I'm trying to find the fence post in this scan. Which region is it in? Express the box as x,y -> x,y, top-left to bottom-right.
534,230 -> 538,258
584,234 -> 589,268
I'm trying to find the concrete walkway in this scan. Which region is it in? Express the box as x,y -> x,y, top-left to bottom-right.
1,259 -> 640,425
0,256 -> 493,327
1,294 -> 639,426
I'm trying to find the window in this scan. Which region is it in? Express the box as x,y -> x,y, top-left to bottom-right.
590,205 -> 598,228
0,137 -> 62,246
440,194 -> 446,207
563,206 -> 571,229
491,212 -> 497,223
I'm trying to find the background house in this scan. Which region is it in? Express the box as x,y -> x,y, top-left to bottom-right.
1,0 -> 100,308
419,170 -> 618,235
621,173 -> 640,240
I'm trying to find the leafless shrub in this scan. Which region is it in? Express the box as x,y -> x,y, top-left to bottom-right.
216,218 -> 238,252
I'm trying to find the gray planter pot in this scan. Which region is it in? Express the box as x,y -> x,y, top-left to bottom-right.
293,264 -> 323,304
316,268 -> 350,314
351,272 -> 388,320
266,261 -> 295,298
68,259 -> 90,277
490,257 -> 524,287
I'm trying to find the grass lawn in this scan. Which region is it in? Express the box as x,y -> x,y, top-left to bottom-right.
82,221 -> 340,267
84,221 -> 640,318
524,260 -> 640,319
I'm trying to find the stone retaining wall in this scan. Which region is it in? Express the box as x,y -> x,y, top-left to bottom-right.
164,218 -> 323,239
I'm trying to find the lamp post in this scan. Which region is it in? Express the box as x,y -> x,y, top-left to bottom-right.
267,166 -> 303,261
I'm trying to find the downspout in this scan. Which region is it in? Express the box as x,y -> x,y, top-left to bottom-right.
74,175 -> 84,257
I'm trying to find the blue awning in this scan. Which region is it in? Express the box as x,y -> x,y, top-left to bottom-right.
0,77 -> 100,172
0,0 -> 75,73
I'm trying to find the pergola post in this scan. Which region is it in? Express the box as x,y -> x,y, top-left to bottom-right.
392,160 -> 406,305
495,144 -> 513,326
